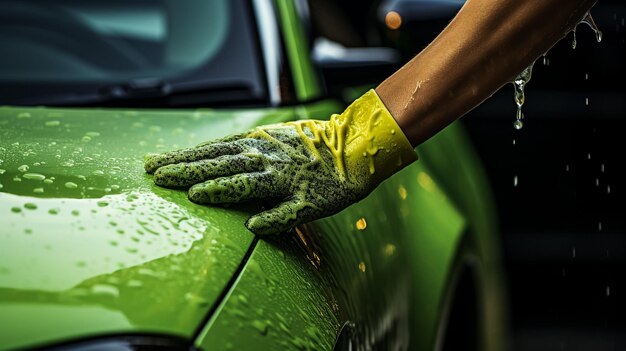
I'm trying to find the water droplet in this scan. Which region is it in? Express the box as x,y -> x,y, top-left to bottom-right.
85,131 -> 100,137
93,170 -> 105,176
71,210 -> 80,216
356,217 -> 367,230
17,112 -> 31,119
24,203 -> 37,210
45,120 -> 61,127
587,153 -> 591,160
513,175 -> 519,187
48,208 -> 60,215
585,73 -> 589,80
33,188 -> 44,193
17,165 -> 29,172
606,285 -> 610,296
24,229 -> 32,235
138,268 -> 159,277
565,164 -> 570,172
398,185 -> 407,200
90,284 -> 120,298
511,62 -> 534,129
0,169 -> 5,175
580,11 -> 602,42
11,207 -> 21,213
65,182 -> 78,189
358,261 -> 366,272
585,97 -> 589,105
601,164 -> 605,172
252,320 -> 269,336
598,221 -> 602,231
127,280 -> 143,288
238,294 -> 249,305
81,136 -> 92,142
595,178 -> 600,186
43,179 -> 54,184
512,139 -> 516,145
607,185 -> 611,194
23,173 -> 45,181
384,244 -> 396,256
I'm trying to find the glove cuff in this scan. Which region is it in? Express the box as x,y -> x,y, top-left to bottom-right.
339,89 -> 418,185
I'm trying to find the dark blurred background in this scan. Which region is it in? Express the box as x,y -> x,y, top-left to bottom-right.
309,0 -> 625,349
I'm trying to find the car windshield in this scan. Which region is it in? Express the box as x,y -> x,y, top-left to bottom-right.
0,0 -> 268,107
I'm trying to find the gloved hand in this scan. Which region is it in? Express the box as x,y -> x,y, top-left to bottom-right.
145,90 -> 417,235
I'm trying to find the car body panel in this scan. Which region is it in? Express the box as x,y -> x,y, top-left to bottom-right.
0,105 -> 302,349
274,0 -> 321,101
195,147 -> 467,349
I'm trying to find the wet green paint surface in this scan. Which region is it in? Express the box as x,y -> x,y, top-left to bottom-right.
196,238 -> 340,351
0,104 -> 505,350
0,105 -> 299,349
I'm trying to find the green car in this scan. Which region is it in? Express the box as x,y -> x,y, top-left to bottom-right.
0,0 -> 507,350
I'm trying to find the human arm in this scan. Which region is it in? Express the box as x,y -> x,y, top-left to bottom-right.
376,0 -> 597,146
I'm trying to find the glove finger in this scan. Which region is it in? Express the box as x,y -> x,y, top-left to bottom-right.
188,171 -> 284,204
154,154 -> 264,188
245,196 -> 318,235
196,133 -> 246,147
144,142 -> 243,174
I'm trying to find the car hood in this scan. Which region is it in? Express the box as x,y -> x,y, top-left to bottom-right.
0,105 -> 296,349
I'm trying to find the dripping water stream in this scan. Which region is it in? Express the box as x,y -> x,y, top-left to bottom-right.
511,11 -> 602,129
512,63 -> 533,130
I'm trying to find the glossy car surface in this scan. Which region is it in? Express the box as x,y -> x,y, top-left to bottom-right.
0,0 -> 506,350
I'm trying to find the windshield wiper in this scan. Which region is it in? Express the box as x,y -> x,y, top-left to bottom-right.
100,78 -> 173,100
3,78 -> 264,108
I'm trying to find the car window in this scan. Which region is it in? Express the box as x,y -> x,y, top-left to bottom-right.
0,0 -> 268,107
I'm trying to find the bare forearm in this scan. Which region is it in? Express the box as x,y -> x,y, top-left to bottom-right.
376,0 -> 597,147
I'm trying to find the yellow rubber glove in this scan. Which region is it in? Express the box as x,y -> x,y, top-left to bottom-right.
145,90 -> 417,235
